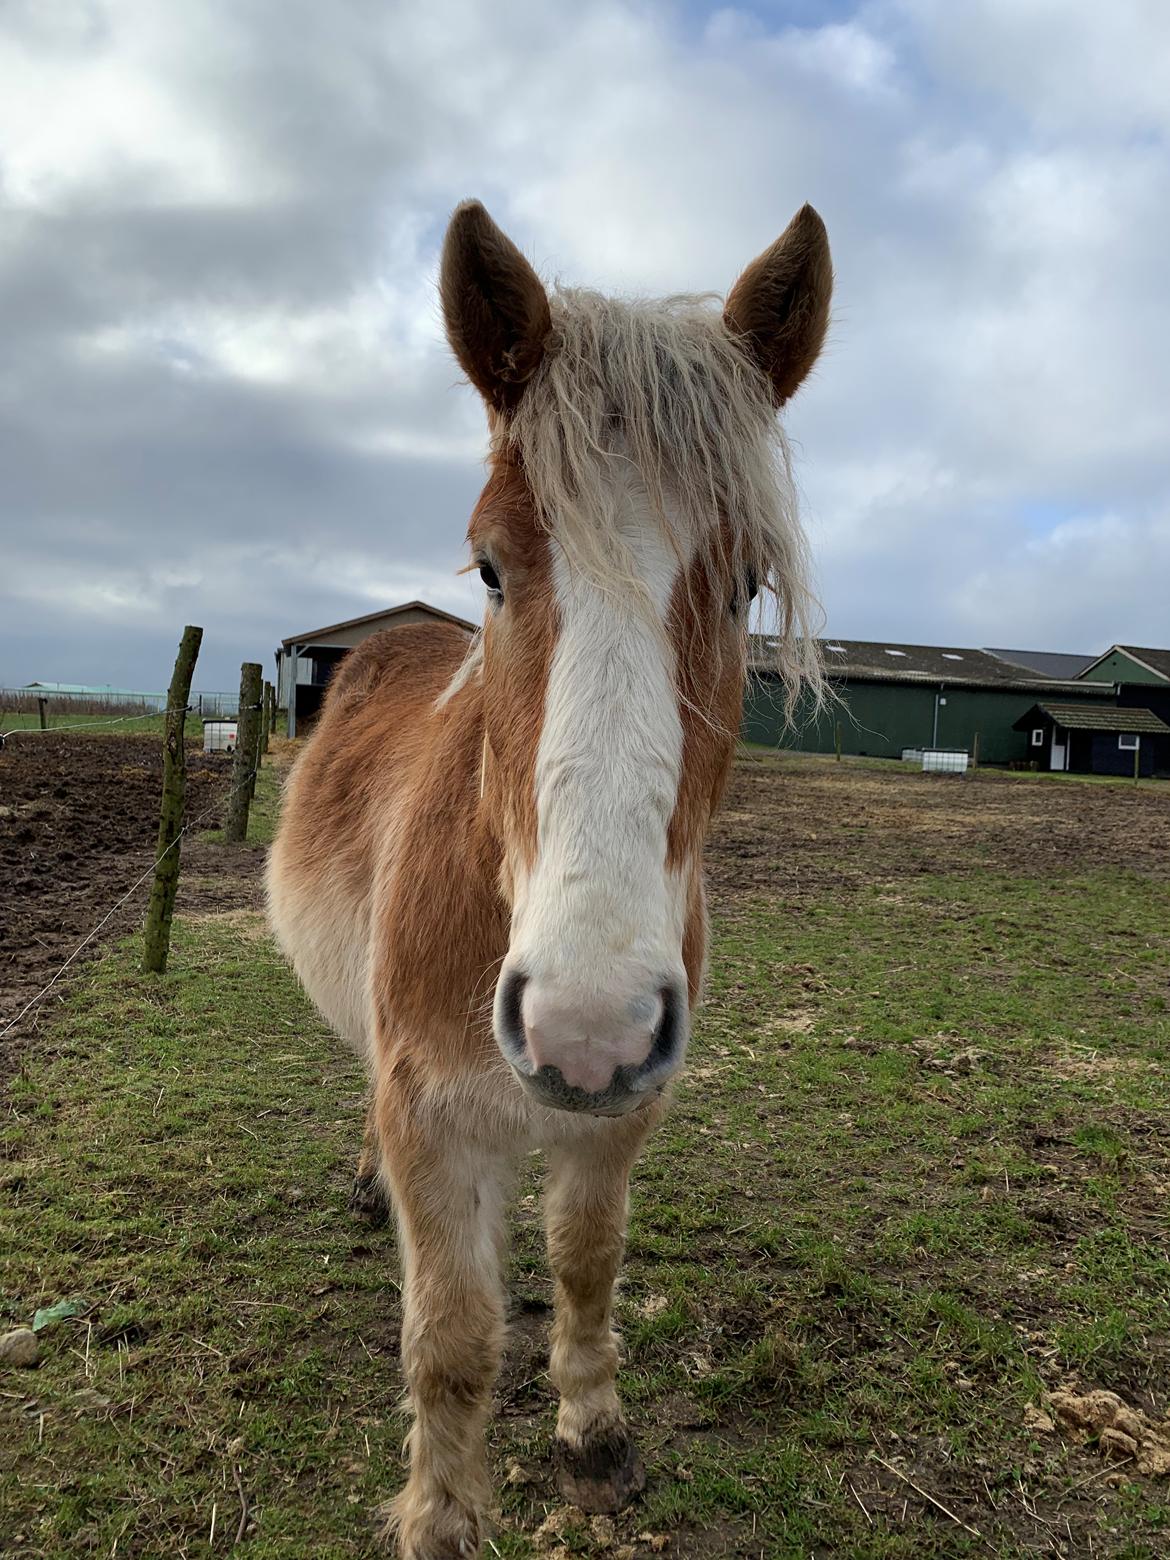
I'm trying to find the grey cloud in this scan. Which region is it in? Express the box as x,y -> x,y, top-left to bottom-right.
1,0 -> 1167,697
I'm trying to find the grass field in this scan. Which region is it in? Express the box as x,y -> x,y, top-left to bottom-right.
3,756 -> 1168,1557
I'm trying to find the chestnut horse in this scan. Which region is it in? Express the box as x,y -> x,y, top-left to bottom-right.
268,199 -> 831,1557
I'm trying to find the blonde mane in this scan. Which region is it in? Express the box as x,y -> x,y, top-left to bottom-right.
503,286 -> 824,714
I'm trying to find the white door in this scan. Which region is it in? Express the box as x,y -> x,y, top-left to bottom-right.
1050,728 -> 1067,771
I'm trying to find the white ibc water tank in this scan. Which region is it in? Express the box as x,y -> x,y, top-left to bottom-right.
922,749 -> 968,774
204,720 -> 238,753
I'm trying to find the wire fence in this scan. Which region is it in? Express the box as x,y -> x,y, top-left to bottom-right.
0,758 -> 260,1042
0,702 -> 196,743
0,687 -> 240,728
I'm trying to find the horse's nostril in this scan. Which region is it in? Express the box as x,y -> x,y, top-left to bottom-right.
496,968 -> 529,1061
649,983 -> 684,1068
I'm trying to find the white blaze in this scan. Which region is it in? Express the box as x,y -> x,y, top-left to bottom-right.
506,474 -> 690,1031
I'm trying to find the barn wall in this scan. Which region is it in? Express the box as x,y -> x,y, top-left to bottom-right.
744,678 -> 939,757
1090,731 -> 1156,777
936,689 -> 1052,764
1080,651 -> 1166,685
744,677 -> 1112,765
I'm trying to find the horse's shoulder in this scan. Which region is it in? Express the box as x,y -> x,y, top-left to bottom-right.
327,623 -> 475,708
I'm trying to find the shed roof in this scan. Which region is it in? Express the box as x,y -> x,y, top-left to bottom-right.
1016,703 -> 1170,734
280,600 -> 476,648
750,637 -> 1111,695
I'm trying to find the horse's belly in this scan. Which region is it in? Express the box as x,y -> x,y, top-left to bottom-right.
266,849 -> 373,1055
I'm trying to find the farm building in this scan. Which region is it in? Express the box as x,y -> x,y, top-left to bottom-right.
1076,644 -> 1170,735
20,682 -> 167,709
1078,644 -> 1170,687
744,639 -> 1118,767
1012,703 -> 1170,778
276,600 -> 476,735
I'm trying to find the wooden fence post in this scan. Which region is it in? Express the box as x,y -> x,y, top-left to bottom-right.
1134,742 -> 1141,785
268,682 -> 278,739
224,662 -> 262,843
972,731 -> 980,772
260,680 -> 272,756
835,722 -> 843,762
37,697 -> 47,730
247,681 -> 264,803
142,625 -> 203,974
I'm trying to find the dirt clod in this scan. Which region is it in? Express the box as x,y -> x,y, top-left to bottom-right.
589,1513 -> 616,1546
1047,1387 -> 1170,1476
534,1507 -> 585,1549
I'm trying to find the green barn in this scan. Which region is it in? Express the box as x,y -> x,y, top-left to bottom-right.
744,639 -> 1116,767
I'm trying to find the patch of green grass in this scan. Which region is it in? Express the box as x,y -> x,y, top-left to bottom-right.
0,711 -> 172,736
3,774 -> 1169,1555
198,755 -> 282,847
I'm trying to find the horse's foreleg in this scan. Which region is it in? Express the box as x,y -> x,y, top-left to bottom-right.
348,1095 -> 390,1226
377,1083 -> 509,1559
544,1117 -> 653,1513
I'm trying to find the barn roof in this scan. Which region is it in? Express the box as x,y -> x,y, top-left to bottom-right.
984,647 -> 1097,678
22,681 -> 164,697
280,600 -> 476,648
750,637 -> 1112,695
1016,703 -> 1170,734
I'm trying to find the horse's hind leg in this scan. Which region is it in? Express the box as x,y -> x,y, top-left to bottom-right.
348,1096 -> 390,1226
544,1114 -> 655,1512
376,1076 -> 510,1558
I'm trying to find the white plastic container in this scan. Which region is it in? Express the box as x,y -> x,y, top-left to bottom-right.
921,749 -> 968,774
203,720 -> 238,753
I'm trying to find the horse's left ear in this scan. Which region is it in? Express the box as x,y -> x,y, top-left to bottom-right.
724,205 -> 832,405
441,200 -> 551,414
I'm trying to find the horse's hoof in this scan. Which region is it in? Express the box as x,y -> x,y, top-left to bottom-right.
348,1171 -> 390,1228
555,1425 -> 645,1513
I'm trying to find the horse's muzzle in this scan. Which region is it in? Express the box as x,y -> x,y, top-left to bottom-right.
494,969 -> 687,1114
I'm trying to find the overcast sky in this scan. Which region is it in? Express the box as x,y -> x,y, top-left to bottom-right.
1,0 -> 1167,692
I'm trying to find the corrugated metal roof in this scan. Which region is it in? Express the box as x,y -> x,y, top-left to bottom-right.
1034,703 -> 1170,734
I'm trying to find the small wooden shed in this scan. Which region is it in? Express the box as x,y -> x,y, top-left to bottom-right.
1013,703 -> 1170,778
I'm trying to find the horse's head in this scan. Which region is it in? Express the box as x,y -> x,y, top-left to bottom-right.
441,201 -> 831,1115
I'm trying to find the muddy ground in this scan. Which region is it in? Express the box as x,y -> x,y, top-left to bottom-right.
708,755 -> 1169,908
0,733 -> 262,1082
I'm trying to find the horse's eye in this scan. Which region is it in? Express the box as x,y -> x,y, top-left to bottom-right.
731,568 -> 759,615
479,561 -> 502,599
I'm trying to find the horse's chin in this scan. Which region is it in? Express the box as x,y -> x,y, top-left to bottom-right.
513,1066 -> 666,1119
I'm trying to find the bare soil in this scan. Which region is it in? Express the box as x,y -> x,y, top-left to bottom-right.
708,755 -> 1169,907
0,733 -> 250,1081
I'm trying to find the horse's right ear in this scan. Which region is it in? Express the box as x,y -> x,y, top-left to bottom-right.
724,205 -> 832,406
440,201 -> 551,415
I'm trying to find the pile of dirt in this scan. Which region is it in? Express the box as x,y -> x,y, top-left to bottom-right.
1035,1387 -> 1170,1476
